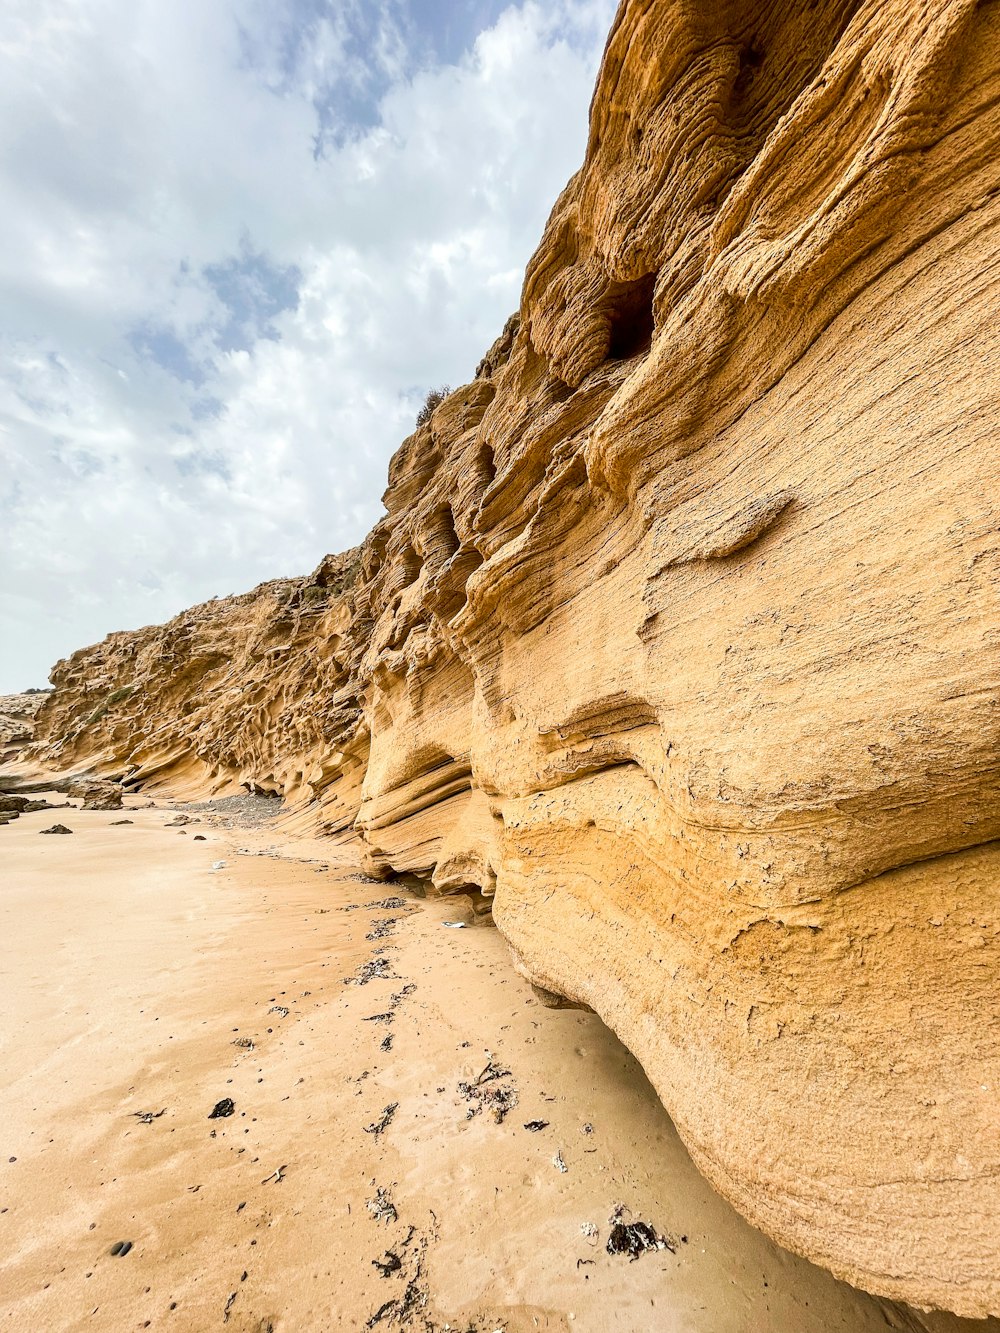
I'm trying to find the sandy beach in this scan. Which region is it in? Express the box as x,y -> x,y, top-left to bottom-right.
1,792 -> 995,1333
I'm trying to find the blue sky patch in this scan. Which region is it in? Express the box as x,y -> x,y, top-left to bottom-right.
203,245 -> 301,354
128,322 -> 207,386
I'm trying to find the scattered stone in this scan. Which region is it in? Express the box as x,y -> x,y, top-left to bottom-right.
580,1222 -> 599,1240
260,1165 -> 287,1184
523,1120 -> 549,1132
211,861 -> 226,871
442,921 -> 466,929
110,819 -> 133,825
194,834 -> 206,840
269,1005 -> 290,1017
208,1098 -> 235,1120
363,1012 -> 394,1025
379,1034 -> 393,1052
109,1241 -> 133,1257
232,1037 -> 255,1051
553,1150 -> 568,1173
176,793 -> 281,830
39,824 -> 73,835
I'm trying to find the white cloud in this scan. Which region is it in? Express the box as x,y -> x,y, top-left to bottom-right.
0,0 -> 616,689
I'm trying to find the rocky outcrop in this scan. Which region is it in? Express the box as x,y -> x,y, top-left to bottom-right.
25,0 -> 1000,1316
29,550 -> 367,831
0,793 -> 55,825
0,692 -> 49,760
67,779 -> 123,811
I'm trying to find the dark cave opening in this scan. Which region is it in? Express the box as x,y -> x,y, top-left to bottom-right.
606,272 -> 657,361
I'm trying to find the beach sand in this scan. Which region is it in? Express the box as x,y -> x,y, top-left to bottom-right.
1,794 -> 995,1332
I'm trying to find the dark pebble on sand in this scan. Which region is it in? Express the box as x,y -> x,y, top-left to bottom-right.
208,1098 -> 235,1119
110,1241 -> 132,1257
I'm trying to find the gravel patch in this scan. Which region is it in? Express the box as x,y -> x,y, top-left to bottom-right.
177,793 -> 283,829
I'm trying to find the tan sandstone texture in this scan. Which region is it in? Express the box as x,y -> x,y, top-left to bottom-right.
26,0 -> 1000,1317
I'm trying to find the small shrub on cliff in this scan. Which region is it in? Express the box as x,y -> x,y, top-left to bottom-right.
415,385 -> 450,427
87,684 -> 134,725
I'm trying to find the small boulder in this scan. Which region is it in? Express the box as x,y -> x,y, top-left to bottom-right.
40,824 -> 73,835
68,779 -> 123,811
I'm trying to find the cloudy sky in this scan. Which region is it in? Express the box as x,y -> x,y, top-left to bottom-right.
0,0 -> 616,691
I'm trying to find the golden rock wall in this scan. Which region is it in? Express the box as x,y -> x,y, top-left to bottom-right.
31,1 -> 1000,1314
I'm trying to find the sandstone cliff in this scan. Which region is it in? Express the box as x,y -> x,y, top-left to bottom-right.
26,0 -> 1000,1316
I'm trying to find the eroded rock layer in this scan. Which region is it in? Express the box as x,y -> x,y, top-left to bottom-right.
27,0 -> 1000,1315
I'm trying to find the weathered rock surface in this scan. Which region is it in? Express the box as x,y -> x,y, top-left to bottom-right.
67,778 -> 123,811
0,692 -> 48,759
26,0 -> 1000,1316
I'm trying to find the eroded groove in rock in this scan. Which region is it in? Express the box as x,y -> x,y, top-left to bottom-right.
26,1 -> 1000,1316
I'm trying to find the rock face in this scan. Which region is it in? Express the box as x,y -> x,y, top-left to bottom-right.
27,0 -> 1000,1316
0,692 -> 49,760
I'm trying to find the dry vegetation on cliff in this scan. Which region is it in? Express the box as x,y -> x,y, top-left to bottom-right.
22,0 -> 1000,1316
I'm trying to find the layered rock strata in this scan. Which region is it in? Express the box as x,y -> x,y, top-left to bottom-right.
26,0 -> 1000,1315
